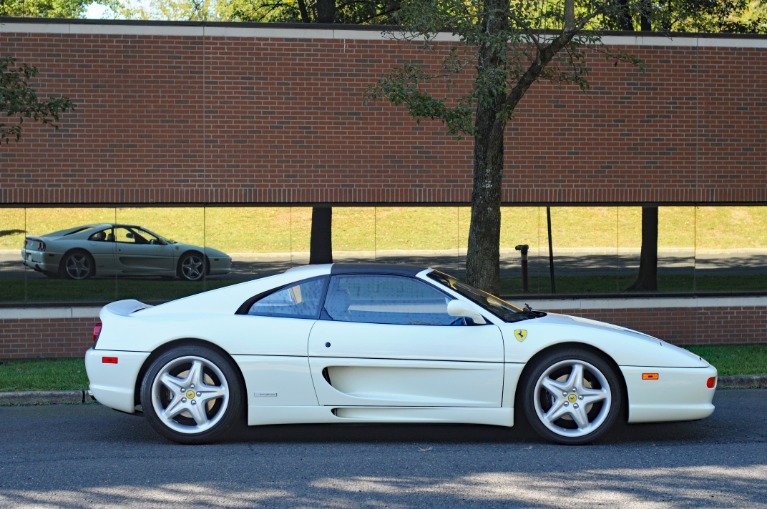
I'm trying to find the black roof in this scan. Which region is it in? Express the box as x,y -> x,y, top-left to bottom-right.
330,263 -> 426,277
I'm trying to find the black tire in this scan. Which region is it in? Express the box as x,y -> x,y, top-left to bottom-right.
140,345 -> 244,444
521,348 -> 622,445
59,250 -> 95,280
178,251 -> 206,281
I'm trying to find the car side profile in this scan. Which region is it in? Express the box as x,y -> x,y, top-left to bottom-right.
85,264 -> 717,445
22,224 -> 231,281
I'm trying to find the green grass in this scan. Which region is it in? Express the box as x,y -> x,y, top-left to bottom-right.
685,345 -> 767,376
0,358 -> 88,392
1,344 -> 763,392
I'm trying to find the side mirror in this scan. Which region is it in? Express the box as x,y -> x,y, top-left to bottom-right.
447,300 -> 486,325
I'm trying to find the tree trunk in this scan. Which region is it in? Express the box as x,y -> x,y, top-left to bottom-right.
316,0 -> 336,23
296,0 -> 311,23
309,206 -> 333,264
627,205 -> 658,291
465,0 -> 510,296
610,0 -> 633,30
466,143 -> 503,294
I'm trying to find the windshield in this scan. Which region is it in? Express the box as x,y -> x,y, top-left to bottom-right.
427,270 -> 543,323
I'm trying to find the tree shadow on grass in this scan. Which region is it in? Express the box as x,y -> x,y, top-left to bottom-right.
0,229 -> 25,238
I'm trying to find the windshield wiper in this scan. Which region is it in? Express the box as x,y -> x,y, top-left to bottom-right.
509,304 -> 546,322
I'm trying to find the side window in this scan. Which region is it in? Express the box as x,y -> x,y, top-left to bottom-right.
246,277 -> 326,319
88,229 -> 108,242
113,227 -> 134,243
324,275 -> 457,326
136,228 -> 162,244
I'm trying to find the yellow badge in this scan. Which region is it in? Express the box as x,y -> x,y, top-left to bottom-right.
514,329 -> 527,342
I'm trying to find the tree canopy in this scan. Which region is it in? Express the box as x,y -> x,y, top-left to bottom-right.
0,0 -> 93,17
79,0 -> 767,33
0,57 -> 75,143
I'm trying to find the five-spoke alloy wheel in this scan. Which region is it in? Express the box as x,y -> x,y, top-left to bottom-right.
178,252 -> 206,281
140,345 -> 243,444
59,250 -> 95,280
521,349 -> 622,445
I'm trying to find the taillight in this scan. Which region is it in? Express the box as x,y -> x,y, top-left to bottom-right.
28,239 -> 46,251
93,322 -> 102,345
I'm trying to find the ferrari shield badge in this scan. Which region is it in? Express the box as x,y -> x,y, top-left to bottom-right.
514,329 -> 527,342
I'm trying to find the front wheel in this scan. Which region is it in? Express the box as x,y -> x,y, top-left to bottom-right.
521,349 -> 622,445
140,346 -> 244,444
178,252 -> 206,281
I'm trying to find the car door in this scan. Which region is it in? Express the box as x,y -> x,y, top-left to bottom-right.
308,274 -> 505,408
85,228 -> 118,274
112,226 -> 175,275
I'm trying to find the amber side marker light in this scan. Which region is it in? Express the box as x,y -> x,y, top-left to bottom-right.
707,377 -> 717,388
642,373 -> 659,380
102,357 -> 118,364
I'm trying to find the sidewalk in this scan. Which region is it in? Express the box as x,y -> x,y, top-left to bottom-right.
1,375 -> 765,406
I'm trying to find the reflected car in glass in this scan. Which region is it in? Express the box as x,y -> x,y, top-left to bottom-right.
21,224 -> 231,281
85,264 -> 717,445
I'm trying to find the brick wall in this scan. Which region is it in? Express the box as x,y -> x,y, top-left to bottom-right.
558,307 -> 767,345
0,317 -> 94,358
1,23 -> 766,206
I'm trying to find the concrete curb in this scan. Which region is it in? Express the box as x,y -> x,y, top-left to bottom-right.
0,390 -> 95,406
716,375 -> 767,389
1,376 -> 765,406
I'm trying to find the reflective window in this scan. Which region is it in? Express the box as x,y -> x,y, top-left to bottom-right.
324,275 -> 457,326
247,277 -> 326,319
113,226 -> 161,245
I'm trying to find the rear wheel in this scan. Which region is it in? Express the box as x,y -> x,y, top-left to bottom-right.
140,345 -> 244,444
59,250 -> 95,280
521,349 -> 622,445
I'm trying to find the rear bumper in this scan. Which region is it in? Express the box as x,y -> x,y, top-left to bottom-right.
20,249 -> 60,273
85,348 -> 151,414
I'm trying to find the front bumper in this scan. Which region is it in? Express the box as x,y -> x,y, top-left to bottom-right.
622,365 -> 718,423
208,256 -> 232,276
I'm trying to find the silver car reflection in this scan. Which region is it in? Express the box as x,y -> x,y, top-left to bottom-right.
21,224 -> 231,281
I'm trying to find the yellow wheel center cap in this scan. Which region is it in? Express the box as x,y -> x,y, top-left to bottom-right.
186,390 -> 196,400
567,393 -> 578,403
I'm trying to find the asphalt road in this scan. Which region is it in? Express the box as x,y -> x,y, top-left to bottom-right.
1,389 -> 765,508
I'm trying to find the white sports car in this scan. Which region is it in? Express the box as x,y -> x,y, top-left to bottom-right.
85,264 -> 717,445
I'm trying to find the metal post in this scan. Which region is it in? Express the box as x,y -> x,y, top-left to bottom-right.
547,206 -> 556,294
515,244 -> 529,293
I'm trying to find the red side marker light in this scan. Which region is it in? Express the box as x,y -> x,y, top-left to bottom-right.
707,377 -> 717,389
642,373 -> 659,381
102,357 -> 118,364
